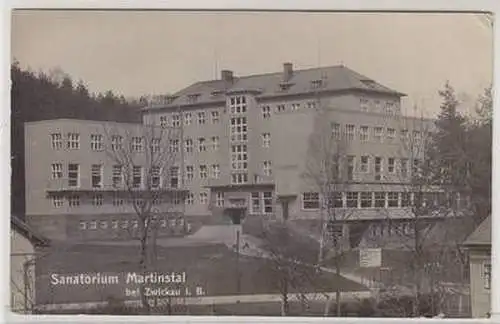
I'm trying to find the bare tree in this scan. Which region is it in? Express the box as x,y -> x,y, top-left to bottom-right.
301,104 -> 355,316
102,117 -> 185,312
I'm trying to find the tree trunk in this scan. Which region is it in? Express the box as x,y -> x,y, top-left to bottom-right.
323,294 -> 331,316
139,232 -> 151,313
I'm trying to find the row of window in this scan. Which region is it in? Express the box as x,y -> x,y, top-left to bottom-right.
260,101 -> 318,119
52,191 -> 209,208
301,191 -> 464,210
159,109 -> 220,128
331,123 -> 428,143
78,217 -> 192,231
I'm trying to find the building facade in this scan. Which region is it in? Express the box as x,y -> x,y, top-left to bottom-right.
10,215 -> 48,313
463,216 -> 491,318
25,63 -> 445,242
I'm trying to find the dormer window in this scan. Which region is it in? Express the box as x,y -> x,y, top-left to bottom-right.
361,79 -> 377,89
187,94 -> 201,104
211,90 -> 224,97
279,82 -> 293,91
311,79 -> 323,89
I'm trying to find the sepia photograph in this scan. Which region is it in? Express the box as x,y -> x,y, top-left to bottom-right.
9,9 -> 493,319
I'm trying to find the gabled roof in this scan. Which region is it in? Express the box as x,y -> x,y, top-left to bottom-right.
11,215 -> 49,246
463,215 -> 491,247
146,65 -> 405,111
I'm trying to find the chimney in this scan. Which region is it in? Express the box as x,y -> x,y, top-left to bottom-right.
283,62 -> 293,81
221,70 -> 233,83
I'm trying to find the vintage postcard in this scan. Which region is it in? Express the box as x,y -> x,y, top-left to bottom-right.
9,9 -> 493,319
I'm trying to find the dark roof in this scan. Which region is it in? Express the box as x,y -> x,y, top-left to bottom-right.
11,215 -> 49,246
463,215 -> 491,247
146,65 -> 405,111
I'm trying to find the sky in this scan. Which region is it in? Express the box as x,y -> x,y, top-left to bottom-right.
11,10 -> 493,117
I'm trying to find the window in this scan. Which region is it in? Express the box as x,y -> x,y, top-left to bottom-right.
185,138 -> 193,153
230,117 -> 248,142
374,127 -> 383,142
132,166 -> 142,189
51,163 -> 63,179
262,105 -> 271,119
211,164 -> 220,179
263,192 -> 273,213
387,128 -> 396,140
360,192 -> 373,208
400,159 -> 408,178
332,123 -> 341,139
401,192 -> 411,207
374,192 -> 386,208
262,133 -> 271,148
198,138 -> 206,152
311,80 -> 323,88
52,195 -> 64,208
91,164 -> 103,189
211,111 -> 220,123
347,156 -> 355,181
346,192 -> 358,208
374,100 -> 381,111
160,115 -> 169,127
413,159 -> 420,175
231,173 -> 248,184
345,124 -> 355,141
112,193 -> 124,206
121,220 -> 129,229
79,221 -> 87,230
90,134 -> 103,151
184,112 -> 192,126
484,263 -> 491,290
251,192 -> 261,214
413,130 -> 421,142
172,114 -> 181,127
89,220 -> 97,230
276,104 -> 286,113
51,133 -> 62,150
112,165 -> 123,188
199,165 -> 207,179
388,158 -> 395,173
151,166 -> 161,189
385,101 -> 397,113
231,144 -> 248,170
302,192 -> 320,210
169,167 -> 179,188
169,139 -> 179,153
198,111 -> 206,125
67,133 -> 80,150
68,163 -> 79,188
216,192 -> 224,207
374,157 -> 382,180
100,221 -> 108,229
359,126 -> 369,141
388,192 -> 399,207
360,156 -> 369,173
229,96 -> 247,114
400,129 -> 408,141
199,192 -> 208,204
131,137 -> 143,152
360,98 -> 369,111
186,192 -> 194,205
111,135 -> 122,151
111,220 -> 119,229
263,161 -> 272,176
68,195 -> 80,207
306,101 -> 317,109
151,138 -> 160,153
326,192 -> 343,208
211,136 -> 219,151
186,165 -> 194,181
291,103 -> 300,111
92,194 -> 103,206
